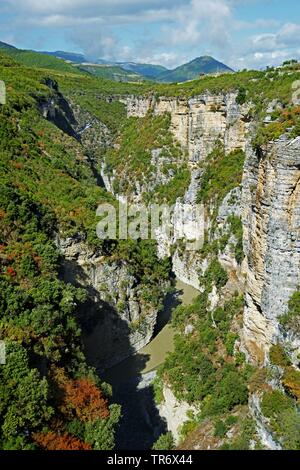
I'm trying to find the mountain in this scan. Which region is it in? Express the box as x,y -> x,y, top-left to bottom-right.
0,40 -> 17,50
157,56 -> 233,82
77,63 -> 144,82
40,50 -> 87,64
35,50 -> 163,80
115,62 -> 169,79
0,41 -> 85,74
5,49 -> 84,74
0,40 -> 233,83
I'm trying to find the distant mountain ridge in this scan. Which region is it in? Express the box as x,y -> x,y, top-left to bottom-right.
0,40 -> 234,82
157,56 -> 233,82
37,49 -> 233,81
0,40 -> 17,50
40,50 -> 87,64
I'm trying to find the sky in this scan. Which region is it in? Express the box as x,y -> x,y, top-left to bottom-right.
0,0 -> 299,70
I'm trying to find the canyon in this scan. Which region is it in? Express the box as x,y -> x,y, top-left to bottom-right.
1,51 -> 299,450
50,84 -> 299,448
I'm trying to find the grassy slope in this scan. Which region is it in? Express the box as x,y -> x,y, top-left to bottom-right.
3,48 -> 85,74
77,64 -> 144,82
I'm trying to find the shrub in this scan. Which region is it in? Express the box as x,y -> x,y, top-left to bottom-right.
202,258 -> 228,291
225,415 -> 238,427
280,289 -> 300,334
225,332 -> 238,356
227,215 -> 244,264
282,367 -> 300,402
269,344 -> 291,367
236,87 -> 247,105
261,390 -> 293,418
152,432 -> 174,450
214,419 -> 227,438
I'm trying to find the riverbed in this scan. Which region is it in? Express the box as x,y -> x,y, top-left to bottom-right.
103,279 -> 199,450
104,280 -> 199,384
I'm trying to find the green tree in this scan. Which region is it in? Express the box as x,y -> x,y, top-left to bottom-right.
152,432 -> 174,450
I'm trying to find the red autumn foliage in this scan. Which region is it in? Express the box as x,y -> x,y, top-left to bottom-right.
6,266 -> 16,278
33,432 -> 91,450
12,161 -> 24,169
63,378 -> 110,422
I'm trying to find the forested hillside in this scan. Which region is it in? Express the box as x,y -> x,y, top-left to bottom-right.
0,49 -> 299,451
0,52 -> 170,450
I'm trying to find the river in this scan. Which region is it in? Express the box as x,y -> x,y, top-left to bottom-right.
103,279 -> 199,450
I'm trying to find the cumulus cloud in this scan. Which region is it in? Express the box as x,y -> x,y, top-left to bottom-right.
0,0 -> 299,69
238,22 -> 300,68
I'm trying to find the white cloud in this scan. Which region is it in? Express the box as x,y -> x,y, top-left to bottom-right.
1,0 -> 299,69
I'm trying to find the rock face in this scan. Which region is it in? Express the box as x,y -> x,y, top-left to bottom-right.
242,135 -> 300,363
249,394 -> 282,450
159,385 -> 199,443
122,93 -> 249,161
56,235 -> 162,370
103,92 -> 249,290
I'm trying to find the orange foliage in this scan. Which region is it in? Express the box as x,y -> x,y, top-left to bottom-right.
33,255 -> 42,268
51,368 -> 110,422
63,378 -> 110,422
12,161 -> 24,169
282,367 -> 300,402
33,432 -> 91,450
6,266 -> 16,278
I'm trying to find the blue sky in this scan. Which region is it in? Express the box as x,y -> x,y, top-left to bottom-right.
0,0 -> 299,69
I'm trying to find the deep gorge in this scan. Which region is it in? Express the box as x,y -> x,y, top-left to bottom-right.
0,52 -> 299,450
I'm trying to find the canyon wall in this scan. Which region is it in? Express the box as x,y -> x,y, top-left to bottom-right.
49,84 -> 299,386
242,135 -> 300,363
121,92 -> 249,161
102,92 -> 250,291
56,235 -> 163,371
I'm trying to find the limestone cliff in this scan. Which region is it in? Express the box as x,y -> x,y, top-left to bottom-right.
101,92 -> 249,291
242,135 -> 300,364
56,235 -> 164,370
121,93 -> 249,161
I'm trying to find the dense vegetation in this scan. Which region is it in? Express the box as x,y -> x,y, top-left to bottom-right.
197,145 -> 245,211
0,51 -> 172,449
1,47 -> 299,451
105,111 -> 190,203
77,64 -> 144,83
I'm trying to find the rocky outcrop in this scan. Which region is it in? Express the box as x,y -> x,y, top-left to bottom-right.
242,135 -> 300,363
56,235 -> 163,370
159,385 -> 199,444
100,92 -> 249,291
249,394 -> 282,450
122,92 -> 250,161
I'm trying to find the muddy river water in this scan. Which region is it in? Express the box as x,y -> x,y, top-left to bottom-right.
103,279 -> 199,450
